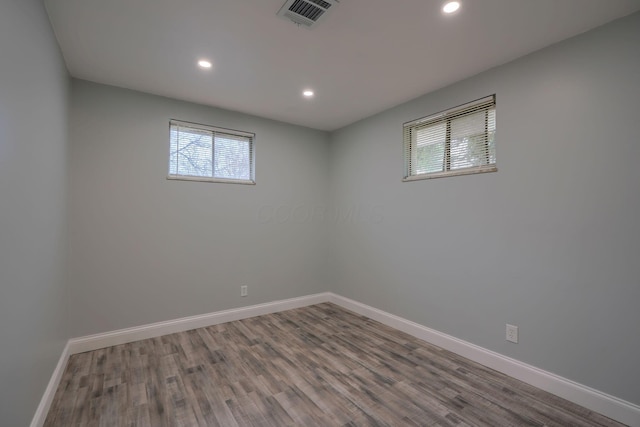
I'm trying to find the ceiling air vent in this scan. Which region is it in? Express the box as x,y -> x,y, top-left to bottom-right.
277,0 -> 338,28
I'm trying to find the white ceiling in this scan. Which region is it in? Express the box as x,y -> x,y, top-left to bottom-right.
44,0 -> 640,131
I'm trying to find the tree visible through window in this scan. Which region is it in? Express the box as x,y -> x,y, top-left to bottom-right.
168,120 -> 255,184
404,96 -> 496,180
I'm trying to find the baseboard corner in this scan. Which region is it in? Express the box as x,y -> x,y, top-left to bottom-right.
30,341 -> 71,427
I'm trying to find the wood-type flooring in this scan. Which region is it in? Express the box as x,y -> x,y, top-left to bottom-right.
44,303 -> 625,426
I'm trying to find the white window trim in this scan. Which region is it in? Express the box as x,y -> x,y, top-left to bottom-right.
402,95 -> 497,182
166,175 -> 256,185
167,119 -> 256,185
402,165 -> 497,181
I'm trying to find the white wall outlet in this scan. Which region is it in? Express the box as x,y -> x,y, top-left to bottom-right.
240,285 -> 248,297
506,324 -> 519,343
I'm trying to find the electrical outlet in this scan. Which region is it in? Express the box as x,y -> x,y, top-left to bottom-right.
240,285 -> 248,297
506,324 -> 518,343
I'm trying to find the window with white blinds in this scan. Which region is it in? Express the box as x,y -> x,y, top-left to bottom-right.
403,95 -> 496,181
168,120 -> 255,184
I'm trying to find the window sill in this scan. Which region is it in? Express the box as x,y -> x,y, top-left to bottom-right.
167,175 -> 256,185
403,166 -> 497,182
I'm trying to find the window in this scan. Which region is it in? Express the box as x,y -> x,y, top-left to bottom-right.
403,95 -> 496,181
168,120 -> 255,184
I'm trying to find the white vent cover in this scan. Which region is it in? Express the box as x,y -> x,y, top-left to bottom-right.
277,0 -> 338,28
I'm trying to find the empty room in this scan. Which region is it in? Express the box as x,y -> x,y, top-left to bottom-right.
1,0 -> 640,425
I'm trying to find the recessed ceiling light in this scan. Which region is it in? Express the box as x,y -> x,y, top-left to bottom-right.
303,90 -> 314,98
443,1 -> 461,14
197,59 -> 212,69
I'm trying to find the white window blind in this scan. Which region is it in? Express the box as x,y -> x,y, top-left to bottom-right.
403,95 -> 496,181
168,120 -> 255,184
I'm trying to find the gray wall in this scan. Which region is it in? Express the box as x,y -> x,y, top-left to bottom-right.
328,12 -> 640,405
0,0 -> 70,425
4,5 -> 637,423
68,80 -> 330,336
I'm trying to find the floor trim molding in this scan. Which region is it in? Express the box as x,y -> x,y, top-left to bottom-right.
67,293 -> 332,355
30,341 -> 71,427
328,293 -> 640,427
33,292 -> 640,427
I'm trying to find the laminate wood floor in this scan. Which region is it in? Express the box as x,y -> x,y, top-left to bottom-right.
45,303 -> 625,426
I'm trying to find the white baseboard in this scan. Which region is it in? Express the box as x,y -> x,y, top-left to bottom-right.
68,292 -> 332,354
328,292 -> 640,427
30,341 -> 71,427
32,292 -> 640,427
